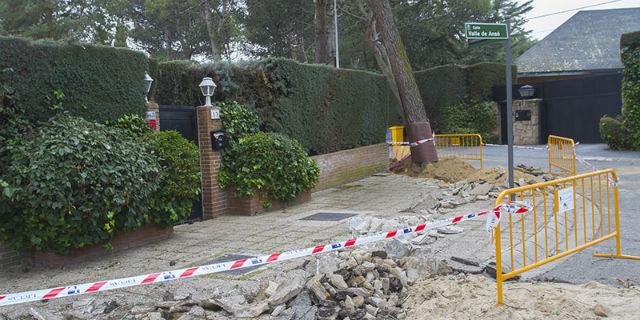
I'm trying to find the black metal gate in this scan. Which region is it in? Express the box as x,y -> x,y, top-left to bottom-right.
496,73 -> 623,143
159,105 -> 203,222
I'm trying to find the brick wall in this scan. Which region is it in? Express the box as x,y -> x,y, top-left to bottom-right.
227,191 -> 311,215
0,245 -> 24,270
196,106 -> 227,219
311,143 -> 388,191
0,226 -> 173,270
146,102 -> 160,131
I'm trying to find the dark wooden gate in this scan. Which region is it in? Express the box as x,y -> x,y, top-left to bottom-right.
496,73 -> 623,143
159,105 -> 203,222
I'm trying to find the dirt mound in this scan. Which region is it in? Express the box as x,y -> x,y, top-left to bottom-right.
394,157 -> 546,185
468,167 -> 544,186
406,274 -> 640,320
420,158 -> 479,183
395,157 -> 480,183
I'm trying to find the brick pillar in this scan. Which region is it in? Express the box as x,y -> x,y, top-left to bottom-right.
146,102 -> 160,131
196,106 -> 227,219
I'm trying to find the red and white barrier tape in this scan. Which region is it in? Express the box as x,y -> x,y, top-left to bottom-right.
0,202 -> 530,307
386,138 -> 434,147
483,143 -> 547,151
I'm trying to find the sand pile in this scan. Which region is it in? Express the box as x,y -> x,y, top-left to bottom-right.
395,157 -> 479,183
395,157 -> 547,185
420,158 -> 478,183
467,167 -> 545,186
406,274 -> 640,320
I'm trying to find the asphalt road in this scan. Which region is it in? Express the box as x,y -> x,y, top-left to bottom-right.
482,144 -> 640,287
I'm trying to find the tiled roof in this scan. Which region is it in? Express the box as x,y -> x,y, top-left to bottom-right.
517,8 -> 640,74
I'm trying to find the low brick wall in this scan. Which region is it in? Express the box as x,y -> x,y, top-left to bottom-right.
311,143 -> 388,191
0,245 -> 24,270
225,143 -> 387,215
0,225 -> 174,270
227,191 -> 311,215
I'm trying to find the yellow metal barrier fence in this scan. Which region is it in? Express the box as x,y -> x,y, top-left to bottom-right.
547,135 -> 576,175
494,169 -> 639,305
434,134 -> 483,168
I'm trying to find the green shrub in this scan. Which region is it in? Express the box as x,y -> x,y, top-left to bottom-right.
148,131 -> 201,225
219,101 -> 261,144
0,116 -> 160,253
599,115 -> 632,150
441,100 -> 498,143
218,132 -> 319,207
108,114 -> 153,137
0,36 -> 148,123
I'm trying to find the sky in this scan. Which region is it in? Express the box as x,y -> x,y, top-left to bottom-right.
522,0 -> 640,40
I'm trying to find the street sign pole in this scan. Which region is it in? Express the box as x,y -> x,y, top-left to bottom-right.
504,19 -> 514,194
464,20 -> 513,193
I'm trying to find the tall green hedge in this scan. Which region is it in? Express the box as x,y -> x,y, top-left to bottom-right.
153,58 -> 507,155
415,63 -> 510,128
621,31 -> 640,149
0,37 -> 148,123
155,58 -> 402,154
600,31 -> 640,150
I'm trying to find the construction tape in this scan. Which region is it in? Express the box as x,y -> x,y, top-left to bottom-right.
410,138 -> 434,147
483,143 -> 547,151
386,138 -> 434,147
0,203 -> 530,307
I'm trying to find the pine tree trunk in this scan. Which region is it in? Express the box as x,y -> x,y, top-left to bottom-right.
366,0 -> 437,164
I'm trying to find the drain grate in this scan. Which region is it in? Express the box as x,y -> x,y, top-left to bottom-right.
206,254 -> 263,275
300,212 -> 358,221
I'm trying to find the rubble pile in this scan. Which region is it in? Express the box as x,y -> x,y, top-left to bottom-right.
404,164 -> 552,216
104,246 -> 463,320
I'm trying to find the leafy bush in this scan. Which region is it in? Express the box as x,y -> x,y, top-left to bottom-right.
107,114 -> 202,225
148,131 -> 201,225
0,36 -> 148,123
441,100 -> 498,143
219,101 -> 261,144
599,115 -> 632,150
0,116 -> 160,253
218,132 -> 319,207
109,114 -> 153,137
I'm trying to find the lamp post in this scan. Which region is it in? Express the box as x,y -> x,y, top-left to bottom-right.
334,0 -> 339,68
199,77 -> 216,107
144,72 -> 153,103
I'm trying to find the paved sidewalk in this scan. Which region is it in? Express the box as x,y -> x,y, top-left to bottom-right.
1,174 -> 453,295
4,143 -> 635,311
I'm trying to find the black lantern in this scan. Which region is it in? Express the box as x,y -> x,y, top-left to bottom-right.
518,85 -> 535,98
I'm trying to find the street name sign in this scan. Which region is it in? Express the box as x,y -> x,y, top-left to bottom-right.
465,20 -> 513,191
464,22 -> 508,40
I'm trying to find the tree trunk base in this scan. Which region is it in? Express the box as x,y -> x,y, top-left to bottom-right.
407,121 -> 438,164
